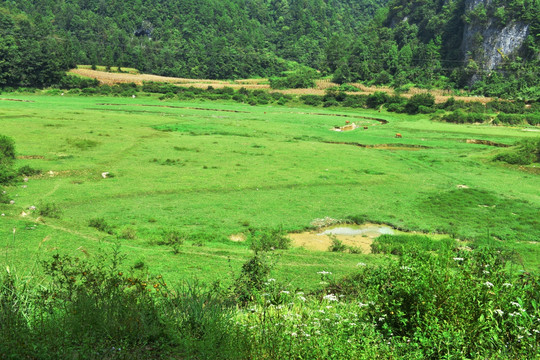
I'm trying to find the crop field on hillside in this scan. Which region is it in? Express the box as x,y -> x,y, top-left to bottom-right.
1,94 -> 538,289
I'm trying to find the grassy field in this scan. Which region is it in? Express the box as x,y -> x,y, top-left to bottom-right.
0,93 -> 538,289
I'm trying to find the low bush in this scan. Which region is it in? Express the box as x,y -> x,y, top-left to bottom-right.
493,138 -> 540,165
404,93 -> 435,115
118,226 -> 137,240
249,229 -> 290,252
39,202 -> 63,218
300,95 -> 323,106
0,135 -> 16,185
328,237 -> 347,252
88,217 -> 114,234
366,92 -> 388,109
17,165 -> 42,177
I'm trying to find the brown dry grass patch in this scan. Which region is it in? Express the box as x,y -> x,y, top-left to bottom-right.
70,69 -> 494,104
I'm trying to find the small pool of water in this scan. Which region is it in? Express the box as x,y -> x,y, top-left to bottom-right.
320,226 -> 394,236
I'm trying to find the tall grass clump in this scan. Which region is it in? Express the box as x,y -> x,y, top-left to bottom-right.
0,247 -> 250,359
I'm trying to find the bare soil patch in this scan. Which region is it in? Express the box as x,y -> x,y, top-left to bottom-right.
465,139 -> 510,147
0,98 -> 35,102
229,233 -> 246,242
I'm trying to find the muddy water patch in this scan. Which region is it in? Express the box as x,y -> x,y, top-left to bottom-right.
289,223 -> 397,253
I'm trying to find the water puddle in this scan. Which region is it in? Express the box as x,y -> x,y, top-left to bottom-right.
320,226 -> 394,236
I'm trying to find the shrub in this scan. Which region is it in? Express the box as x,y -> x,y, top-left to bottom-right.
323,99 -> 340,107
493,138 -> 540,165
88,217 -> 114,234
342,95 -> 367,108
405,93 -> 435,115
160,229 -> 185,246
366,92 -> 388,109
300,95 -> 322,106
328,237 -> 347,252
39,202 -> 62,219
269,68 -> 318,89
0,135 -> 16,184
249,229 -> 290,252
118,227 -> 137,240
17,165 -> 42,176
232,252 -> 275,304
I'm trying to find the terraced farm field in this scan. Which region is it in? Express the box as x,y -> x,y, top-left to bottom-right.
1,94 -> 538,288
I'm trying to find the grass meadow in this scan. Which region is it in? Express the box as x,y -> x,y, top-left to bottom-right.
0,92 -> 539,358
1,93 -> 539,286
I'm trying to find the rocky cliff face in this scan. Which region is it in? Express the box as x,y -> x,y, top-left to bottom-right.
462,0 -> 529,71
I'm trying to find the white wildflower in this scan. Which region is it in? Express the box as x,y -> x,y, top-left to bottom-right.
291,332 -> 297,337
453,257 -> 464,261
317,271 -> 332,275
400,266 -> 412,271
358,302 -> 369,308
483,270 -> 490,274
356,262 -> 367,267
484,281 -> 494,288
502,283 -> 513,288
323,294 -> 338,301
494,309 -> 504,316
280,290 -> 290,295
511,302 -> 521,308
267,278 -> 276,282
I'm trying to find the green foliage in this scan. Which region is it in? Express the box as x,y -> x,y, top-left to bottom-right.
249,229 -> 290,252
118,226 -> 137,240
366,92 -> 389,109
0,134 -> 16,184
440,110 -> 490,124
328,237 -> 347,252
322,247 -> 539,358
371,234 -> 456,255
494,138 -> 540,165
404,93 -> 435,115
88,217 -> 114,234
17,165 -> 41,177
232,252 -> 275,305
269,68 -> 318,89
38,202 -> 62,219
0,7 -> 73,88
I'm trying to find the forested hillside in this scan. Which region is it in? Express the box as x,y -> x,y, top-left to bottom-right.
1,0 -> 386,80
328,0 -> 540,98
0,0 -> 538,98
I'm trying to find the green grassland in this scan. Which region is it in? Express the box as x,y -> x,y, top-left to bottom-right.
1,94 -> 539,289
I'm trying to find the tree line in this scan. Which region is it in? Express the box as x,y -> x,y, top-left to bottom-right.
0,0 -> 538,98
